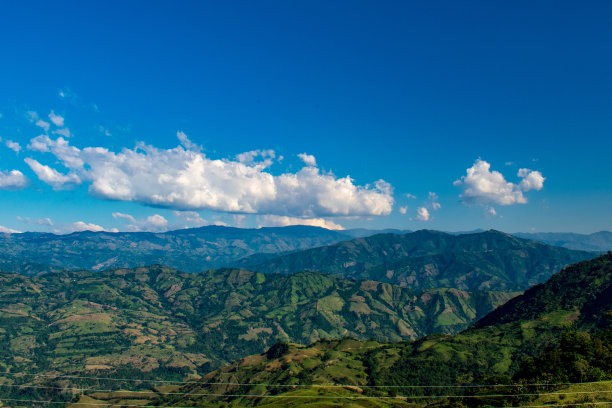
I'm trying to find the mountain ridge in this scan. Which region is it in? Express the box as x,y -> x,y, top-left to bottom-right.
240,229 -> 594,291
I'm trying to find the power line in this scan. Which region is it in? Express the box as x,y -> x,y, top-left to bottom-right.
492,403 -> 612,408
1,371 -> 611,389
1,382 -> 611,399
1,397 -> 612,407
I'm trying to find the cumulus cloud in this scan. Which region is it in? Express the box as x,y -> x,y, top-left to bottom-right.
112,212 -> 170,232
5,140 -> 21,153
399,206 -> 408,215
25,134 -> 393,217
454,159 -> 545,206
0,225 -> 21,234
24,158 -> 81,190
48,111 -> 64,127
518,168 -> 545,191
416,207 -> 430,221
298,153 -> 317,167
257,215 -> 344,230
0,169 -> 29,190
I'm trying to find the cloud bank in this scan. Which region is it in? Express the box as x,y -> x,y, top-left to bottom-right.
23,134 -> 394,219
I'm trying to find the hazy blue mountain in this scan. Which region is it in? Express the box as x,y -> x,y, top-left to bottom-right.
513,231 -> 612,252
0,225 -> 350,274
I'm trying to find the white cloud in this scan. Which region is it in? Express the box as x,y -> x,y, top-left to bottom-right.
27,135 -> 83,168
298,153 -> 317,167
36,120 -> 50,132
454,159 -> 545,206
405,193 -> 416,199
0,225 -> 21,234
26,111 -> 51,131
174,210 -> 210,227
146,214 -> 168,228
257,215 -> 344,230
70,221 -> 117,233
235,149 -> 275,168
0,169 -> 29,190
17,216 -> 54,226
48,111 -> 64,127
111,212 -> 136,223
26,136 -> 393,217
5,140 -> 21,153
488,207 -> 497,216
177,131 -> 200,151
24,158 -> 81,190
53,128 -> 72,138
416,207 -> 430,221
518,168 -> 545,191
428,192 -> 441,210
112,212 -> 169,232
399,206 -> 408,215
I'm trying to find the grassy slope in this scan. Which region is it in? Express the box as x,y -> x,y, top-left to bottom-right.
150,253 -> 612,407
0,266 -> 515,387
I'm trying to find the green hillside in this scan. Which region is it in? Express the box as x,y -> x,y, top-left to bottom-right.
148,253 -> 612,407
242,229 -> 594,291
0,265 -> 516,404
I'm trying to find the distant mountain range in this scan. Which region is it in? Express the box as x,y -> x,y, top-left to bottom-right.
0,225 -> 348,274
240,230 -> 594,291
513,230 -> 612,252
0,226 -> 608,275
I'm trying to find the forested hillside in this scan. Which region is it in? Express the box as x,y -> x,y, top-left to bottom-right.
148,253 -> 612,407
242,230 -> 594,291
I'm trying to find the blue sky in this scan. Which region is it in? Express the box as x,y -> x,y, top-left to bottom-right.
0,1 -> 611,234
